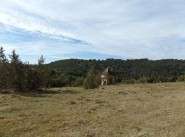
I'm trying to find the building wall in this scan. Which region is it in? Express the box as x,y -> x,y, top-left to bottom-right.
101,75 -> 116,85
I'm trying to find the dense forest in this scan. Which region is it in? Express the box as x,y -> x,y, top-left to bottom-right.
47,58 -> 185,87
2,45 -> 185,92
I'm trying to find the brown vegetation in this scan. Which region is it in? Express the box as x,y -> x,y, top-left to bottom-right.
1,83 -> 185,136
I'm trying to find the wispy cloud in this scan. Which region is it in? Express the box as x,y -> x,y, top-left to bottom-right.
0,0 -> 185,62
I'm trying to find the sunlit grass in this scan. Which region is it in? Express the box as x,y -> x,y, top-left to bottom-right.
1,82 -> 185,136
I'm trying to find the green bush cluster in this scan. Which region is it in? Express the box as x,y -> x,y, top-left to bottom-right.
83,68 -> 100,89
0,47 -> 48,92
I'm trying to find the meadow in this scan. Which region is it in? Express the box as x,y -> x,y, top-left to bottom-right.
1,82 -> 185,137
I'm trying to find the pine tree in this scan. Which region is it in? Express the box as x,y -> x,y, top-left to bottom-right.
83,67 -> 99,89
34,55 -> 47,89
0,47 -> 8,88
0,47 -> 49,93
8,50 -> 25,92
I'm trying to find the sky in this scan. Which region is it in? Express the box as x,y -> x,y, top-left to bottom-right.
0,0 -> 185,63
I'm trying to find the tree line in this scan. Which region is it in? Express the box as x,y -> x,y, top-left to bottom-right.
0,47 -> 48,92
1,46 -> 185,92
47,58 -> 185,86
0,47 -> 100,92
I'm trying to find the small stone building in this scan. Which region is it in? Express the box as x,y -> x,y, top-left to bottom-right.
101,67 -> 116,85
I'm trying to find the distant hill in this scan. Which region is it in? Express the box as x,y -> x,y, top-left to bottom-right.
46,59 -> 185,86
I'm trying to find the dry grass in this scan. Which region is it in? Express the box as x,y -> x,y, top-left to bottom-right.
1,83 -> 185,137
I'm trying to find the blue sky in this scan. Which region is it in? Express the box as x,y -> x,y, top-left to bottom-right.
0,0 -> 185,63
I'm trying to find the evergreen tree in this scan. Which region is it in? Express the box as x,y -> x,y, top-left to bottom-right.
8,50 -> 25,92
0,47 -> 8,88
83,67 -> 99,89
0,47 -> 48,92
35,55 -> 48,89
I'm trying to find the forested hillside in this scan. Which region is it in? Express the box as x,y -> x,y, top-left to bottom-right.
2,44 -> 185,90
47,58 -> 185,86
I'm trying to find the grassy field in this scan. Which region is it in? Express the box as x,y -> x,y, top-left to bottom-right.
1,83 -> 185,137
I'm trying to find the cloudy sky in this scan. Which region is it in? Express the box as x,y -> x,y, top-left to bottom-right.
0,0 -> 185,63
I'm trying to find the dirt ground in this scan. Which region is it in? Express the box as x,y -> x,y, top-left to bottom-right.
1,82 -> 185,137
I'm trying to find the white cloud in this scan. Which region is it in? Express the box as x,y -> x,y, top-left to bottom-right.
0,0 -> 185,61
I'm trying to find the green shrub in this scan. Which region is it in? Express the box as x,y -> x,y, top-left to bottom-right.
178,75 -> 185,81
71,77 -> 84,87
83,68 -> 100,89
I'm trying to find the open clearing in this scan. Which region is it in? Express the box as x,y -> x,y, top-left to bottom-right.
1,83 -> 185,137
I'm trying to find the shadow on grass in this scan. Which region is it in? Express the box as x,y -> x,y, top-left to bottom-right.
1,88 -> 81,97
18,90 -> 61,97
37,89 -> 61,94
17,89 -> 80,97
0,89 -> 13,94
59,89 -> 81,94
37,89 -> 81,95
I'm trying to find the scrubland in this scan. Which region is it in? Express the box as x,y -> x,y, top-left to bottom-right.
1,83 -> 185,137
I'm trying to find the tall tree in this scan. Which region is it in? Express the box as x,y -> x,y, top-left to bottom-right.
83,67 -> 99,89
0,47 -> 8,88
34,55 -> 48,89
8,50 -> 25,92
0,48 -> 48,92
